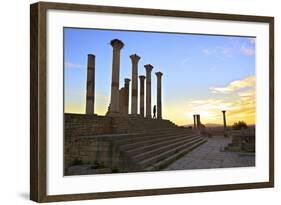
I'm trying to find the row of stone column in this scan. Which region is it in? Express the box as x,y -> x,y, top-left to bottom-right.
108,39 -> 163,119
193,111 -> 227,130
193,114 -> 201,129
85,39 -> 163,119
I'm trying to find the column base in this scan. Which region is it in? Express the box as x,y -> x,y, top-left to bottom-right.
106,111 -> 122,117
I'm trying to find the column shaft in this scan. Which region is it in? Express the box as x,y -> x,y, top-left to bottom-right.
197,115 -> 201,128
109,39 -> 124,114
155,72 -> 163,119
124,78 -> 131,115
139,76 -> 145,117
145,64 -> 153,118
222,111 -> 227,131
85,54 -> 95,114
130,54 -> 141,115
193,115 -> 196,129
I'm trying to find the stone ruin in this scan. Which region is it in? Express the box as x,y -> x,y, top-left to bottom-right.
64,39 -> 208,175
65,38 -> 245,175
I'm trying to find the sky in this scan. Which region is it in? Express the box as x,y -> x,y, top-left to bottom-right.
64,28 -> 256,126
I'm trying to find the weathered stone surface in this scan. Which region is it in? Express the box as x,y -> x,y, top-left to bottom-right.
155,72 -> 163,119
130,54 -> 141,115
108,39 -> 124,115
124,78 -> 130,115
225,129 -> 255,152
118,87 -> 126,115
144,64 -> 153,118
139,75 -> 145,117
164,136 -> 255,171
85,54 -> 95,114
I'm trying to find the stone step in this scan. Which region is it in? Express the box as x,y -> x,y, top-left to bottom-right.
125,134 -> 200,157
136,137 -> 205,169
131,135 -> 203,162
144,128 -> 189,135
144,138 -> 207,171
128,120 -> 178,128
121,133 -> 198,153
116,129 -> 192,145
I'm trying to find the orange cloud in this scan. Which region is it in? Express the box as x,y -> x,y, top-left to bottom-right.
210,75 -> 255,94
183,75 -> 256,125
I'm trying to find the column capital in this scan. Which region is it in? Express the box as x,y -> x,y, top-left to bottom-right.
144,64 -> 153,73
124,78 -> 131,84
155,71 -> 163,78
87,54 -> 95,58
222,110 -> 226,113
139,75 -> 146,81
110,39 -> 124,50
130,54 -> 141,63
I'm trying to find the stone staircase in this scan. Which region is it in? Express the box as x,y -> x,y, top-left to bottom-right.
65,114 -> 207,174
110,127 -> 207,172
127,116 -> 178,132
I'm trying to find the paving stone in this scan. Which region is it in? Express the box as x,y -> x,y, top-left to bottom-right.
164,136 -> 255,171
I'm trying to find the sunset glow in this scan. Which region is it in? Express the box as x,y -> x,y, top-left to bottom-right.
64,28 -> 256,126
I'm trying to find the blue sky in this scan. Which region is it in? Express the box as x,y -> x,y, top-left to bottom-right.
64,27 -> 256,125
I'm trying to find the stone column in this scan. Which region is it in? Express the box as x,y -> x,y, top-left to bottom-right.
193,114 -> 196,129
130,54 -> 141,115
108,39 -> 124,115
222,110 -> 227,136
196,115 -> 201,128
144,64 -> 153,118
124,78 -> 130,115
155,72 -> 163,119
139,75 -> 146,117
85,54 -> 95,114
119,87 -> 125,115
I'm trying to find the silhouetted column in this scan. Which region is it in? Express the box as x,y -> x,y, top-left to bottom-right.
197,115 -> 201,128
85,54 -> 95,114
124,78 -> 130,115
119,88 -> 125,114
222,110 -> 227,136
139,75 -> 145,117
108,39 -> 124,115
193,114 -> 196,129
155,72 -> 163,119
144,64 -> 153,118
130,54 -> 141,115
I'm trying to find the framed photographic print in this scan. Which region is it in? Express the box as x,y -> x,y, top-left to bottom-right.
30,1 -> 274,202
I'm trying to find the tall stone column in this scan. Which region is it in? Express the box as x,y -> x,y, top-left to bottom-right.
108,39 -> 124,115
139,75 -> 146,117
85,54 -> 95,114
222,110 -> 227,136
144,64 -> 153,118
124,78 -> 131,115
155,72 -> 163,119
193,114 -> 196,129
196,115 -> 201,128
118,87 -> 125,115
130,54 -> 141,115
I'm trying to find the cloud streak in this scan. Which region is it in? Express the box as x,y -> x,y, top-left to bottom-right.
210,75 -> 255,94
240,45 -> 255,56
185,75 -> 256,125
65,62 -> 85,69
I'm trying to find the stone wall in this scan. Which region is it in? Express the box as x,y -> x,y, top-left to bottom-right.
64,114 -> 113,171
224,128 -> 255,152
65,134 -> 143,175
64,113 -> 180,174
